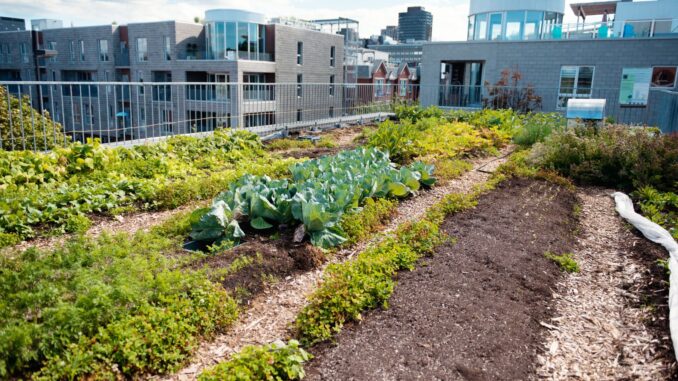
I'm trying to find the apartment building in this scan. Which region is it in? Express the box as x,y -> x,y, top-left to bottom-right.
420,0 -> 678,126
0,9 -> 344,141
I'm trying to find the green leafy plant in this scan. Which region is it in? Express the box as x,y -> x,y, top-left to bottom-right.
198,340 -> 312,381
544,252 -> 580,273
190,148 -> 435,249
0,85 -> 68,151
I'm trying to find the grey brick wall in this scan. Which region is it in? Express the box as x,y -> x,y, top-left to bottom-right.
273,24 -> 344,123
420,37 -> 678,124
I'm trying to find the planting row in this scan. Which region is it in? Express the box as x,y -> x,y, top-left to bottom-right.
190,148 -> 435,249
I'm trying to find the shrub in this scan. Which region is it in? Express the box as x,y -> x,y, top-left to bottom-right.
483,69 -> 542,113
544,252 -> 580,273
198,340 -> 311,381
530,126 -> 678,192
0,85 -> 68,151
513,113 -> 565,147
633,187 -> 678,239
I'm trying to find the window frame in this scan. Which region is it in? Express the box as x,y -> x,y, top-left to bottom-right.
296,41 -> 303,65
79,40 -> 86,62
557,65 -> 595,109
136,38 -> 148,62
164,36 -> 171,61
330,46 -> 335,67
399,78 -> 408,96
296,73 -> 303,97
98,39 -> 109,62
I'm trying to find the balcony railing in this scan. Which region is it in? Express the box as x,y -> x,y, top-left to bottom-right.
542,18 -> 678,40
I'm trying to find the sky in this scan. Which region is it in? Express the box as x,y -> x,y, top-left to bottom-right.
2,0 -> 586,41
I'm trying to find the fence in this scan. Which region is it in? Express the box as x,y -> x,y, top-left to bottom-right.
1,81 -> 675,151
430,84 -> 673,128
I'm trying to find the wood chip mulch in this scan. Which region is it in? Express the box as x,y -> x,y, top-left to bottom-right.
535,188 -> 676,380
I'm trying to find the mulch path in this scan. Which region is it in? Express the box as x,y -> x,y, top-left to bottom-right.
305,178 -> 578,380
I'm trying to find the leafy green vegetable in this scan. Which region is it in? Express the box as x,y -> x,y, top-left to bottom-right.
191,148 -> 437,249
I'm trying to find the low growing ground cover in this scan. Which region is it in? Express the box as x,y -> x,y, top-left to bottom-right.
0,130 -> 296,246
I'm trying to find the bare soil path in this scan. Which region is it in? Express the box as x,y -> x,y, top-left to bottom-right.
160,150 -> 512,381
304,178 -> 578,381
535,188 -> 676,380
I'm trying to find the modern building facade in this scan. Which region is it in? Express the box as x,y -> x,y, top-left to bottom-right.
380,25 -> 398,41
397,7 -> 432,42
420,0 -> 678,126
367,42 -> 423,66
0,9 -> 345,140
0,16 -> 24,32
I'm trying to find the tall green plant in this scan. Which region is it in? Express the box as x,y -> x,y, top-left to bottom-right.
0,85 -> 67,151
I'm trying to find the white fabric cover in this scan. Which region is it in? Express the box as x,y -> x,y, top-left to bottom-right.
613,192 -> 678,359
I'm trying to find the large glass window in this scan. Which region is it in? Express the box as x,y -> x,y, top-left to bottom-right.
226,22 -> 237,58
489,13 -> 503,40
79,40 -> 86,61
238,22 -> 248,56
258,25 -> 265,56
505,11 -> 525,40
558,66 -> 594,109
524,11 -> 543,40
474,13 -> 487,40
543,12 -> 560,39
137,38 -> 148,62
249,23 -> 258,60
215,22 -> 225,59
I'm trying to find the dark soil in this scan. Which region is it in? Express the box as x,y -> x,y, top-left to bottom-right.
305,178 -> 578,380
626,227 -> 678,378
191,230 -> 324,304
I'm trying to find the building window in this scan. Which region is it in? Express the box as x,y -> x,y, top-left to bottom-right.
488,13 -> 503,40
138,70 -> 144,94
296,41 -> 303,65
329,75 -> 335,96
375,78 -> 385,97
296,109 -> 302,122
164,36 -> 171,60
558,66 -> 595,109
474,13 -> 487,40
98,39 -> 109,62
70,40 -> 76,62
47,41 -> 57,62
505,11 -> 525,41
137,38 -> 148,62
20,42 -> 29,63
399,79 -> 407,96
651,66 -> 677,88
162,110 -> 173,134
329,106 -> 334,118
297,74 -> 303,97
79,40 -> 86,61
330,46 -> 335,67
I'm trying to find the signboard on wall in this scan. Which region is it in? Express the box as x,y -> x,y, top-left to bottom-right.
619,68 -> 652,107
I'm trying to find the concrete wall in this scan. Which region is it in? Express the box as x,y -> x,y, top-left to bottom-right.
420,37 -> 678,124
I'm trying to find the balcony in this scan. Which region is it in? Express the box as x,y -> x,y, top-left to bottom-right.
115,47 -> 130,67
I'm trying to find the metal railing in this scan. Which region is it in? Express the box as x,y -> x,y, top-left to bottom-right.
543,18 -> 678,40
1,81 -> 675,151
0,81 -> 404,150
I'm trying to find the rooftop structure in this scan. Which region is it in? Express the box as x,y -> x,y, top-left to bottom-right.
0,16 -> 24,32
